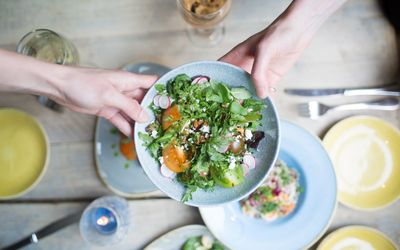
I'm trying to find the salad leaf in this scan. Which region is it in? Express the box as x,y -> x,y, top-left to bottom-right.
154,83 -> 166,93
231,87 -> 252,99
142,74 -> 265,202
229,101 -> 247,115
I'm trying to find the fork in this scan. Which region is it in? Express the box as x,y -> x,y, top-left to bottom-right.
297,97 -> 400,119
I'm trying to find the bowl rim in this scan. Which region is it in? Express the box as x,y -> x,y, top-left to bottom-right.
94,117 -> 159,198
0,108 -> 50,200
322,115 -> 400,211
134,60 -> 280,206
316,225 -> 398,250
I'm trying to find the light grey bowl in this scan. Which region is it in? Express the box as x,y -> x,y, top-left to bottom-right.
134,61 -> 280,207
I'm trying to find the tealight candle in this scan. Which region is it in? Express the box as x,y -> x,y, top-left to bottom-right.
92,207 -> 118,234
80,196 -> 130,246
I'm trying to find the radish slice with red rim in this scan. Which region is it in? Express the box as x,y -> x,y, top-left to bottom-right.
241,163 -> 250,176
243,154 -> 256,169
191,75 -> 210,84
159,96 -> 171,109
153,95 -> 161,107
160,164 -> 176,178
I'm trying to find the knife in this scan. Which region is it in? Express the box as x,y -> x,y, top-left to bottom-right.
1,212 -> 81,250
284,83 -> 400,97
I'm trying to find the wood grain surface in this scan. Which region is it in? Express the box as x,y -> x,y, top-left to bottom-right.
0,0 -> 399,249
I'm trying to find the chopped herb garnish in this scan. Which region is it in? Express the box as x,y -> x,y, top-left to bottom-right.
110,127 -> 118,135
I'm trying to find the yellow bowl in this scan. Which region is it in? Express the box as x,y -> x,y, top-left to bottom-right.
323,116 -> 400,210
317,225 -> 398,250
0,108 -> 49,199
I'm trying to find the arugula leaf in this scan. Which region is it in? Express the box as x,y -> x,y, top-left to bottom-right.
181,185 -> 197,203
212,82 -> 231,103
138,132 -> 153,146
154,83 -> 166,93
230,101 -> 247,115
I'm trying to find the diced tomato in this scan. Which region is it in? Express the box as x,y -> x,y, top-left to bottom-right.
162,143 -> 190,173
119,135 -> 137,160
162,105 -> 181,130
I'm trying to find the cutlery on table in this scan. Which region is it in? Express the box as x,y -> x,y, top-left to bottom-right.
285,84 -> 400,97
1,212 -> 81,250
297,97 -> 400,119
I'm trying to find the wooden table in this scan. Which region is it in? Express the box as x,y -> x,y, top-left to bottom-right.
0,0 -> 399,249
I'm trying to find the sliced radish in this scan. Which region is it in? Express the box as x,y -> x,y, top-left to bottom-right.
191,75 -> 210,84
243,154 -> 256,169
160,164 -> 176,179
153,95 -> 161,107
159,96 -> 171,109
241,163 -> 250,176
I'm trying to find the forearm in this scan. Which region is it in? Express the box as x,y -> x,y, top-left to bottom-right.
0,49 -> 65,99
275,0 -> 347,41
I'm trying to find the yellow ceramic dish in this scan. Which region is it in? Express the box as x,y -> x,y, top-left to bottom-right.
0,108 -> 49,199
317,226 -> 398,250
323,116 -> 400,210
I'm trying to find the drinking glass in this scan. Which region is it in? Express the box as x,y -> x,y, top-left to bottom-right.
16,29 -> 80,111
177,0 -> 232,46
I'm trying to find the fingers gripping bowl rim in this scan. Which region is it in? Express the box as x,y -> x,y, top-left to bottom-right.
134,61 -> 280,206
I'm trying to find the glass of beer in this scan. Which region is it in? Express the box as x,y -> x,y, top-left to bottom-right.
177,0 -> 232,46
16,29 -> 80,111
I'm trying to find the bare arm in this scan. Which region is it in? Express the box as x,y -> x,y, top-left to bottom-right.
0,49 -> 157,136
220,0 -> 347,98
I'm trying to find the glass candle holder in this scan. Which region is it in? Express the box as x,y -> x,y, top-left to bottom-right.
79,196 -> 130,246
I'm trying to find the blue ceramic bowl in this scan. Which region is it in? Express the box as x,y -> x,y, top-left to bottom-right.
134,61 -> 280,206
199,121 -> 337,249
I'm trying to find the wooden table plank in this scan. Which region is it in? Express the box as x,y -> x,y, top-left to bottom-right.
0,0 -> 399,249
0,199 -> 202,250
0,200 -> 398,249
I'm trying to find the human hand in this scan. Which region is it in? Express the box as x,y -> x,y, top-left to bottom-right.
220,0 -> 346,98
53,67 -> 157,136
220,19 -> 310,98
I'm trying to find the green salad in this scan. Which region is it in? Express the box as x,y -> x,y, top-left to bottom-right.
241,160 -> 302,221
182,235 -> 225,250
139,74 -> 265,202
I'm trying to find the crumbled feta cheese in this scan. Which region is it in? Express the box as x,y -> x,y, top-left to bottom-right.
228,156 -> 236,169
196,99 -> 200,103
248,108 -> 253,112
245,129 -> 253,140
202,107 -> 206,112
151,130 -> 158,138
200,125 -> 210,133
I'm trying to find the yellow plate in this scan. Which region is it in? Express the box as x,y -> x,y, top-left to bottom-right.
0,108 -> 49,199
317,226 -> 398,250
323,116 -> 400,210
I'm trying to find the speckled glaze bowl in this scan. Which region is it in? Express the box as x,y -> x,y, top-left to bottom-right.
134,61 -> 280,207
